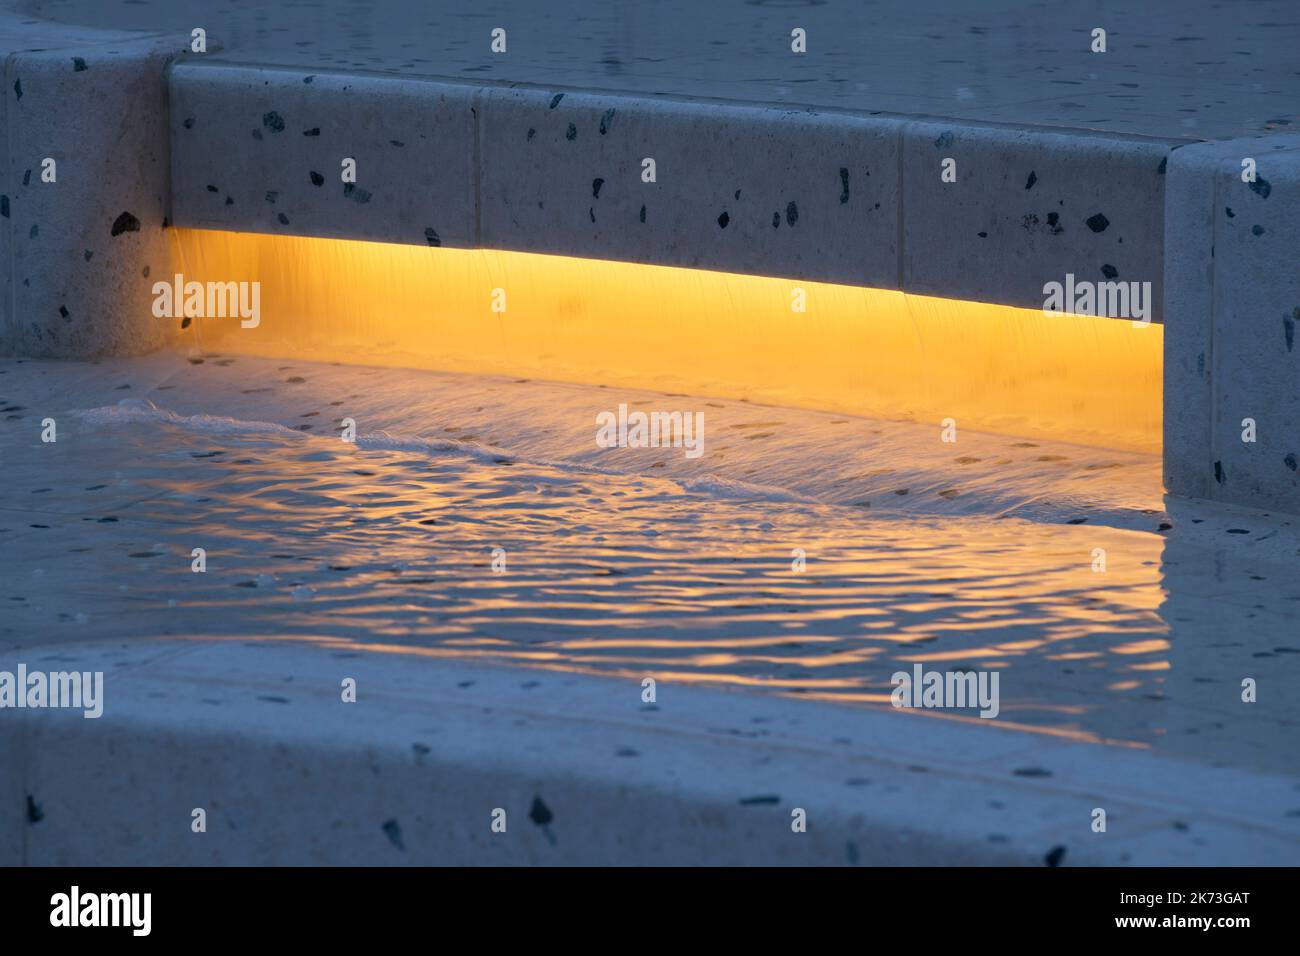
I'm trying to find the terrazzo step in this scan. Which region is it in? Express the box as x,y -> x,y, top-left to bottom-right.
4,639 -> 1298,865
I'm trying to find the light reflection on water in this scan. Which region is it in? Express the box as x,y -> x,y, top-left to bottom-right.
6,409 -> 1298,773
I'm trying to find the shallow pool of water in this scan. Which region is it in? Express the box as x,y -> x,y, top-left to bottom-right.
2,353 -> 1297,773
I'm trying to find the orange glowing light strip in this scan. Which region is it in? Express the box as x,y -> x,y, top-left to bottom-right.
169,229 -> 1162,453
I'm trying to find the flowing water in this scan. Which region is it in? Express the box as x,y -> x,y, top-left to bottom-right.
2,352 -> 1297,774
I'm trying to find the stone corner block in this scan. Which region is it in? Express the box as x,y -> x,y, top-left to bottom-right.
2,30 -> 186,357
1163,134 -> 1300,511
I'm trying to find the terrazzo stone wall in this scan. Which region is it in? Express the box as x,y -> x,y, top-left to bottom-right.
169,66 -> 476,249
475,87 -> 899,286
168,63 -> 1175,311
0,19 -> 185,357
1164,134 -> 1300,513
901,121 -> 1170,312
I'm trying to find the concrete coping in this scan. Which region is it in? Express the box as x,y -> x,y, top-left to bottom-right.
4,639 -> 1298,865
166,60 -> 1178,318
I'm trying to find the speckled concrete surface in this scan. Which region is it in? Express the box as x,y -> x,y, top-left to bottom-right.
168,63 -> 1176,304
1164,133 -> 1300,514
25,0 -> 1300,141
170,66 -> 478,250
473,84 -> 900,286
901,120 -> 1170,309
4,640 -> 1298,865
0,12 -> 187,357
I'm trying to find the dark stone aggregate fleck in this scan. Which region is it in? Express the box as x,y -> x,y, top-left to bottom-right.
110,211 -> 140,236
529,796 -> 553,825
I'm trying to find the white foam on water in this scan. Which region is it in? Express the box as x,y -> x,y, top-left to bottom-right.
75,398 -> 303,438
74,399 -> 807,505
356,429 -> 512,465
677,473 -> 804,503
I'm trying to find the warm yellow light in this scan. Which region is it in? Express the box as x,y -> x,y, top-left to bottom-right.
169,229 -> 1162,453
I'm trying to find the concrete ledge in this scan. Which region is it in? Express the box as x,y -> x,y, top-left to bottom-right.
168,64 -> 477,250
3,640 -> 1297,865
1164,133 -> 1300,511
167,61 -> 1177,312
901,120 -> 1171,313
476,86 -> 898,286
